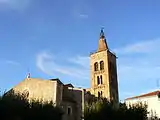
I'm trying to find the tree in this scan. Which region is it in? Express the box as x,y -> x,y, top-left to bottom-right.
84,97 -> 148,120
0,90 -> 63,120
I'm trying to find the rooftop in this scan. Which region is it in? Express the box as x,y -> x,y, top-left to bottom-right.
125,90 -> 160,100
64,84 -> 74,88
50,78 -> 64,85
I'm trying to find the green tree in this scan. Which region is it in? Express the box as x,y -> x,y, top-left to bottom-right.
0,90 -> 63,120
84,98 -> 148,120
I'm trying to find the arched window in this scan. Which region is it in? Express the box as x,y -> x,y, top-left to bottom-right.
100,61 -> 104,70
100,75 -> 103,84
97,76 -> 100,85
94,62 -> 98,71
98,92 -> 101,98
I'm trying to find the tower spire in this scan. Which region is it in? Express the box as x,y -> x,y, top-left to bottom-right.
97,28 -> 108,52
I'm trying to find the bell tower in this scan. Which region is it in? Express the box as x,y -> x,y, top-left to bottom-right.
90,29 -> 119,103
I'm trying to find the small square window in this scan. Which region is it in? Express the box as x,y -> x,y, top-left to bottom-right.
67,106 -> 72,115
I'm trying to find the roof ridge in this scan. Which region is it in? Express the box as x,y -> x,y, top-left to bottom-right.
125,90 -> 160,100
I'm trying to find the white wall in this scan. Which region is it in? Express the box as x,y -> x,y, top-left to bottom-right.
125,95 -> 160,118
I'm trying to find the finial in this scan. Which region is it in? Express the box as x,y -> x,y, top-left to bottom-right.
27,73 -> 30,78
26,68 -> 31,79
100,27 -> 105,38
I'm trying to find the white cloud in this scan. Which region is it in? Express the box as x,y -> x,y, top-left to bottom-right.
0,59 -> 20,65
5,60 -> 20,65
0,0 -> 31,10
36,51 -> 89,80
71,0 -> 90,19
79,14 -> 88,19
114,38 -> 160,54
68,56 -> 90,68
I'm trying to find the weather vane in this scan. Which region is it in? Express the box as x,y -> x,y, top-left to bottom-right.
101,27 -> 104,30
100,27 -> 105,38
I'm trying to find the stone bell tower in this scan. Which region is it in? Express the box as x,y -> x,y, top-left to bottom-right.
90,29 -> 119,103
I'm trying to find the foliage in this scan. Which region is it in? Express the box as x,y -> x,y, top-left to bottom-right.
84,98 -> 148,120
0,90 -> 63,120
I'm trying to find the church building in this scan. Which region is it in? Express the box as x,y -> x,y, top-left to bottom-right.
7,29 -> 119,120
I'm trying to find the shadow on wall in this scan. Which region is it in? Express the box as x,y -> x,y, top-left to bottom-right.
61,87 -> 84,120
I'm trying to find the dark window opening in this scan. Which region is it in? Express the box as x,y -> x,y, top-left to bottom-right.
67,107 -> 72,115
101,91 -> 103,97
100,75 -> 103,84
94,62 -> 98,71
97,76 -> 100,85
100,61 -> 104,70
98,92 -> 101,98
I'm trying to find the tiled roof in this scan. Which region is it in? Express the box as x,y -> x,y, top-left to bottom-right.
125,90 -> 160,100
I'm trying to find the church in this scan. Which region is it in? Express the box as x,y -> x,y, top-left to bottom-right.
7,29 -> 119,120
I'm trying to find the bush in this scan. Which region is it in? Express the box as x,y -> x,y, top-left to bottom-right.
0,90 -> 63,120
84,98 -> 148,120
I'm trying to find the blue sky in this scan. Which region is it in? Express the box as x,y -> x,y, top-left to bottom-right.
0,0 -> 160,100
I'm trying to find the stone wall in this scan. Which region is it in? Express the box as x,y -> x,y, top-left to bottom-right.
13,78 -> 57,104
90,50 -> 110,98
61,86 -> 84,120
